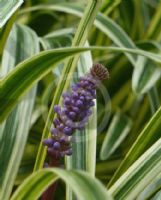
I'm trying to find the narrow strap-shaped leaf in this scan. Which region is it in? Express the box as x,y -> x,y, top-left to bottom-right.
145,1 -> 161,40
1,46 -> 161,122
0,12 -> 17,56
109,138 -> 161,200
154,191 -> 161,200
108,105 -> 161,186
100,111 -> 132,160
19,3 -> 136,64
11,168 -> 113,200
136,172 -> 161,200
0,47 -> 86,121
100,0 -> 122,15
0,0 -> 23,28
132,56 -> 161,94
0,24 -> 39,200
148,86 -> 160,114
19,3 -> 161,94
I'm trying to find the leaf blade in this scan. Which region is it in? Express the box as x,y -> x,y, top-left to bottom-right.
0,24 -> 39,200
11,168 -> 113,200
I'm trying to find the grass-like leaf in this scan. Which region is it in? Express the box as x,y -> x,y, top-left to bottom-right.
11,168 -> 113,200
1,45 -> 161,122
108,105 -> 161,186
0,0 -> 23,28
109,137 -> 161,200
100,111 -> 132,160
0,24 -> 39,200
19,3 -> 161,94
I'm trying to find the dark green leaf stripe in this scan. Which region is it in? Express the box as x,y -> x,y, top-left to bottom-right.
11,168 -> 113,200
109,138 -> 161,200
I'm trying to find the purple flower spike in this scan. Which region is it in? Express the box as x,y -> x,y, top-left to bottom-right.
43,63 -> 109,159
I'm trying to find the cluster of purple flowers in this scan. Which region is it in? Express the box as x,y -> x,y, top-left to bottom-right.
43,63 -> 109,159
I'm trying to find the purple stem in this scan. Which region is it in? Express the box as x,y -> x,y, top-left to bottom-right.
41,158 -> 61,200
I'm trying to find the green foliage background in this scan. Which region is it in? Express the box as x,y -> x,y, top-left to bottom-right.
1,0 -> 161,199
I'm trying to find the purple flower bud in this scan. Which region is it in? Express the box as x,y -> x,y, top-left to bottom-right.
72,85 -> 78,91
72,92 -> 79,99
72,107 -> 79,113
62,108 -> 68,114
79,96 -> 85,101
51,128 -> 58,135
62,92 -> 70,98
85,95 -> 93,101
64,97 -> 71,105
53,142 -> 61,150
63,127 -> 73,136
71,99 -> 75,105
81,90 -> 86,96
60,136 -> 66,143
77,82 -> 84,87
60,114 -> 68,122
59,124 -> 64,130
84,80 -> 90,86
76,100 -> 83,108
65,120 -> 74,128
43,138 -> 54,147
53,118 -> 60,126
68,112 -> 76,120
54,105 -> 61,113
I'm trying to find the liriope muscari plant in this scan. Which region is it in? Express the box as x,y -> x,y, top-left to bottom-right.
41,63 -> 109,199
2,1 -> 161,200
43,63 -> 109,166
